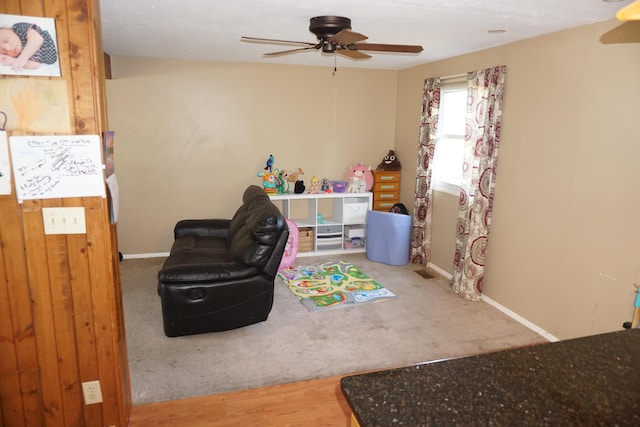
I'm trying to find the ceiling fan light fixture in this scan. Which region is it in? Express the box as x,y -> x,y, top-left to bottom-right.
322,41 -> 338,53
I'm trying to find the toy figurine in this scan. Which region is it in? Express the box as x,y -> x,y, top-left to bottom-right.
347,163 -> 373,191
321,177 -> 331,192
264,154 -> 275,172
347,176 -> 364,193
287,167 -> 304,184
332,180 -> 346,193
277,169 -> 290,194
376,150 -> 402,171
309,176 -> 320,193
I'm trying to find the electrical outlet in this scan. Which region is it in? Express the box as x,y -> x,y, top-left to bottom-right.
82,380 -> 103,405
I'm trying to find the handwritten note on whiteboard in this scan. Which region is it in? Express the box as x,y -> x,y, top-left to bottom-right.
9,135 -> 105,201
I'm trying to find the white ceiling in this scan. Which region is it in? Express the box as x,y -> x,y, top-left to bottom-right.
99,0 -> 631,70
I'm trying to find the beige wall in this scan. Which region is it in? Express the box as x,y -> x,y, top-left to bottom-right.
106,59 -> 397,253
396,19 -> 640,339
107,19 -> 639,340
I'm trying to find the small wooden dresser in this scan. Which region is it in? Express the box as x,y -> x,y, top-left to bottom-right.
372,170 -> 401,211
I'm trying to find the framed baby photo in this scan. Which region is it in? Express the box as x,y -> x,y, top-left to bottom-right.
0,13 -> 61,77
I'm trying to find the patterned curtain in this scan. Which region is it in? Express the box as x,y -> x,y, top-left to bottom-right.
451,66 -> 506,301
410,77 -> 440,265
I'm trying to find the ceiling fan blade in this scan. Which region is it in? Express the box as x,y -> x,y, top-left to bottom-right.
353,43 -> 423,53
338,49 -> 371,60
617,0 -> 640,21
331,29 -> 368,45
263,46 -> 318,57
241,36 -> 316,47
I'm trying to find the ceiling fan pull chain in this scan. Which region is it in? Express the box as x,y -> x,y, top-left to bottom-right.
333,53 -> 337,75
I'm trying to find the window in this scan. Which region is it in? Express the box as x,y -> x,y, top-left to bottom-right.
432,80 -> 467,195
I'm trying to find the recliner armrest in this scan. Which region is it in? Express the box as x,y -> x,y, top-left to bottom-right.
174,219 -> 231,239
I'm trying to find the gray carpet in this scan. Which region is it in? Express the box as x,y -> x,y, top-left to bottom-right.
121,253 -> 548,405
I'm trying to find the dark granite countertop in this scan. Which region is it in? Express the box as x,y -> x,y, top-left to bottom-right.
341,329 -> 640,426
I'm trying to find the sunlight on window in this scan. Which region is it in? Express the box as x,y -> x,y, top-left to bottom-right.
432,137 -> 464,184
432,85 -> 467,195
440,90 -> 466,136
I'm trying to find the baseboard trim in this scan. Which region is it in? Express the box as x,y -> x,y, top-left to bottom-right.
427,262 -> 559,342
480,295 -> 559,342
122,252 -> 169,260
427,262 -> 453,280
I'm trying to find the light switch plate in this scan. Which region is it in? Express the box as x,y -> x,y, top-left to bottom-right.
42,207 -> 87,235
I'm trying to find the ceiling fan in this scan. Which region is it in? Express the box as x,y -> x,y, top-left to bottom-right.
241,16 -> 423,60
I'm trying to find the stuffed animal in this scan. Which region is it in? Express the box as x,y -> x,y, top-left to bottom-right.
257,168 -> 279,194
376,150 -> 402,171
347,163 -> 373,191
331,180 -> 346,193
347,176 -> 364,193
294,180 -> 305,193
287,168 -> 304,183
277,169 -> 290,194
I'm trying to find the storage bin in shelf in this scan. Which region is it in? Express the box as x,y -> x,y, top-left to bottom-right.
298,227 -> 315,252
343,196 -> 370,224
344,224 -> 366,250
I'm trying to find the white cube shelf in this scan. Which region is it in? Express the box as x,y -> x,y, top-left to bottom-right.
269,192 -> 373,256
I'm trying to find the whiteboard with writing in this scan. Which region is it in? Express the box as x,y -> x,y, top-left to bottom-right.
9,135 -> 105,201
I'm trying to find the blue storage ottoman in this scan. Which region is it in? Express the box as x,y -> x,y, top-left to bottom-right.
365,210 -> 411,265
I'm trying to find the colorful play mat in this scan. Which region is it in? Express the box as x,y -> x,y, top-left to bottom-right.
278,260 -> 396,312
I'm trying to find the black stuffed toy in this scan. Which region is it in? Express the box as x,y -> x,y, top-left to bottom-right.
294,180 -> 305,194
376,150 -> 401,171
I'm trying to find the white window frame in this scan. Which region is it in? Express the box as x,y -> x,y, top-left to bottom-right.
432,78 -> 467,196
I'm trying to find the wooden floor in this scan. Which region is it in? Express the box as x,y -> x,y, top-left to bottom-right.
128,375 -> 353,426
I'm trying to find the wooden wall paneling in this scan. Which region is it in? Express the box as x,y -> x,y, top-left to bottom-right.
62,197 -> 104,427
18,0 -> 44,16
41,198 -> 84,427
0,254 -> 24,426
66,0 -> 98,134
84,197 -> 123,426
0,0 -> 131,425
20,200 -> 66,426
92,1 -> 132,418
112,226 -> 131,427
90,1 -> 132,424
0,198 -> 32,427
49,0 -> 77,131
0,1 -> 21,15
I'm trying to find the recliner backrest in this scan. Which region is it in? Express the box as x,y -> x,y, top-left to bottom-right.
229,199 -> 287,268
227,185 -> 269,244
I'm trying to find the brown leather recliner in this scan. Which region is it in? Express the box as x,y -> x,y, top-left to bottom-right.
157,185 -> 289,337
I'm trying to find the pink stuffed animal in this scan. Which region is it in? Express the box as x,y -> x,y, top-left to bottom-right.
347,163 -> 373,191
